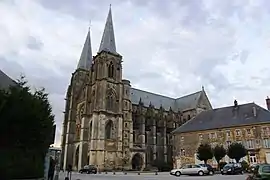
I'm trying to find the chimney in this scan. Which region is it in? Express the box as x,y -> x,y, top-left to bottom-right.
266,96 -> 270,110
252,107 -> 257,117
234,100 -> 238,107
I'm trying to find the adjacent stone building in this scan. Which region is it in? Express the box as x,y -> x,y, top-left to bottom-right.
172,100 -> 270,168
60,7 -> 212,171
0,69 -> 16,89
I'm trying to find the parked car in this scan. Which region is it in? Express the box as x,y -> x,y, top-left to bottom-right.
199,164 -> 215,175
170,164 -> 209,176
221,163 -> 243,175
247,164 -> 270,180
79,165 -> 97,174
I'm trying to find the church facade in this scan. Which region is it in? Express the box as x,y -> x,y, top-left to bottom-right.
60,7 -> 213,171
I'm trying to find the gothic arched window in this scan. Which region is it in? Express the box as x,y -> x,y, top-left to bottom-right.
105,120 -> 113,139
79,104 -> 85,121
108,62 -> 114,78
106,89 -> 115,111
89,121 -> 93,140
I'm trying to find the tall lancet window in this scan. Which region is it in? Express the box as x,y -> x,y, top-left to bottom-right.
108,62 -> 114,78
89,121 -> 93,140
106,89 -> 115,111
105,120 -> 113,139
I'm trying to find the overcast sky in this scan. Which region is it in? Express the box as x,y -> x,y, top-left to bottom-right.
1,0 -> 270,147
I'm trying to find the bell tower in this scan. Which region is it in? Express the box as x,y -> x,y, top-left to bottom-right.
88,6 -> 124,169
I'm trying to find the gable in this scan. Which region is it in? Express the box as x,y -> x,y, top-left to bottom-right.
196,90 -> 212,110
174,91 -> 202,111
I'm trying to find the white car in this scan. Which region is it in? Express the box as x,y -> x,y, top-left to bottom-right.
170,164 -> 209,176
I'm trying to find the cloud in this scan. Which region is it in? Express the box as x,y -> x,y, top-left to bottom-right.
1,0 -> 270,147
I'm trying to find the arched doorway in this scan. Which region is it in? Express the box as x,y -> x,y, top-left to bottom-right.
75,146 -> 79,169
132,153 -> 143,170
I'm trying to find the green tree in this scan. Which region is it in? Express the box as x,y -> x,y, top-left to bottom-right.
227,143 -> 247,163
0,76 -> 55,179
197,143 -> 213,164
213,145 -> 226,169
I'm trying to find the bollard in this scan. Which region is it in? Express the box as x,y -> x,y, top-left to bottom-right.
124,172 -> 127,175
113,171 -> 116,175
138,172 -> 140,175
105,171 -> 108,174
155,171 -> 158,175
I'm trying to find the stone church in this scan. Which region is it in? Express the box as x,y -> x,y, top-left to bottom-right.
60,7 -> 213,171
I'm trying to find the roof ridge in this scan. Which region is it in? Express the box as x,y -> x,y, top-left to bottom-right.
213,102 -> 255,110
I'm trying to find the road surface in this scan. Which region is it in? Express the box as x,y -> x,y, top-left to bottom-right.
58,171 -> 249,180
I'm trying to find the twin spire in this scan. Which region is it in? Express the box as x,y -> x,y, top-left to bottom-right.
77,6 -> 117,70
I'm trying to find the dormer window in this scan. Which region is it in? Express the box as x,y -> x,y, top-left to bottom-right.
226,130 -> 231,137
236,129 -> 241,136
108,62 -> 114,78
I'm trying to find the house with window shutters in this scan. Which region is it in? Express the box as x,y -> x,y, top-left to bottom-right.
172,100 -> 270,168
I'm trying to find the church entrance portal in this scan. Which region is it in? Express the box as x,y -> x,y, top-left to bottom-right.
132,153 -> 143,170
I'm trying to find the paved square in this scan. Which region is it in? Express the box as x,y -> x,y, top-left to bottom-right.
58,172 -> 249,180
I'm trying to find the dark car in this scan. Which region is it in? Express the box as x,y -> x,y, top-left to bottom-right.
79,165 -> 97,174
199,164 -> 214,175
221,163 -> 243,175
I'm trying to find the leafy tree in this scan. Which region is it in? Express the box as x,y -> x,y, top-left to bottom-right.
227,143 -> 247,163
0,76 -> 55,179
213,145 -> 226,169
197,143 -> 213,164
241,160 -> 249,172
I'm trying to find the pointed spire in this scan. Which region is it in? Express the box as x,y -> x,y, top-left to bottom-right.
98,5 -> 117,54
77,28 -> 92,70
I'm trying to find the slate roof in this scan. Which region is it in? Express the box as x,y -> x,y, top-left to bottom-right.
130,88 -> 204,111
98,6 -> 117,54
172,103 -> 270,134
77,30 -> 92,70
0,70 -> 16,90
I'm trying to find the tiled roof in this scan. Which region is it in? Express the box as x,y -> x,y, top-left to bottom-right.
172,103 -> 270,133
0,70 -> 16,90
130,88 -> 203,111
